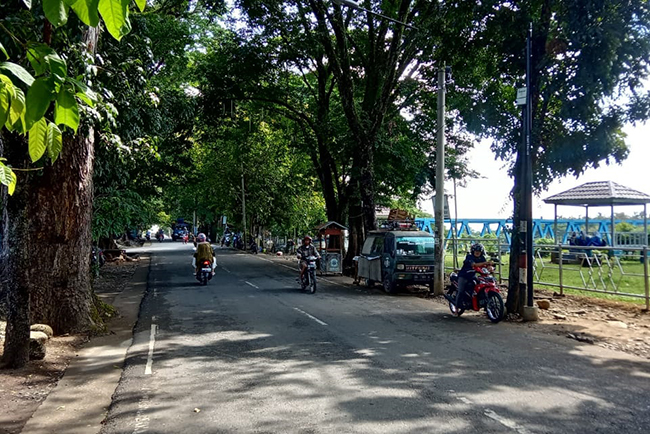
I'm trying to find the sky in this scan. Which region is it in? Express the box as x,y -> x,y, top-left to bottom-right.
419,121 -> 650,220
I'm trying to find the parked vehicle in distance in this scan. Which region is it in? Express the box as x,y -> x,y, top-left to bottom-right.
357,228 -> 436,294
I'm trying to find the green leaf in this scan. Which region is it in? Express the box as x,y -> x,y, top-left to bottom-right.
0,62 -> 35,86
98,0 -> 130,40
26,78 -> 55,129
45,52 -> 67,84
0,163 -> 17,196
0,42 -> 8,60
0,87 -> 9,127
69,0 -> 100,27
68,77 -> 97,104
9,87 -> 25,126
27,47 -> 47,76
8,171 -> 17,195
54,88 -> 79,132
135,0 -> 145,13
0,163 -> 11,186
47,121 -> 63,162
43,0 -> 69,27
75,91 -> 94,107
29,118 -> 48,162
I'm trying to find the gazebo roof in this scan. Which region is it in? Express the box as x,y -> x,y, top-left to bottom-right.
543,181 -> 650,206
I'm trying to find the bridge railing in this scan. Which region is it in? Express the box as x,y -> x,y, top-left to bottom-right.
445,238 -> 649,309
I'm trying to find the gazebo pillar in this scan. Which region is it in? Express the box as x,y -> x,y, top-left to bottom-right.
611,205 -> 615,248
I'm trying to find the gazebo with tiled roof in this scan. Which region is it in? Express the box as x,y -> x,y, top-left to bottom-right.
543,181 -> 650,247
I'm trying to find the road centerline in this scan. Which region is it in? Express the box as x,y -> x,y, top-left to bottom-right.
293,307 -> 328,326
484,409 -> 532,434
245,281 -> 259,289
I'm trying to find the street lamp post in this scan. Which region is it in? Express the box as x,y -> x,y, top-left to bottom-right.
332,0 -> 447,294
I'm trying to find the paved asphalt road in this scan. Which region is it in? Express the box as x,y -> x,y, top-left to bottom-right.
100,242 -> 650,434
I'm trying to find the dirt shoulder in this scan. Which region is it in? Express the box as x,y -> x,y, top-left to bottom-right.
430,287 -> 650,359
0,261 -> 139,434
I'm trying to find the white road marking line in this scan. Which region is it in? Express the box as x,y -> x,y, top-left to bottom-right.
255,256 -> 273,263
222,266 -> 231,273
293,307 -> 328,326
484,409 -> 532,434
144,324 -> 157,375
245,281 -> 259,289
457,396 -> 473,404
132,387 -> 152,434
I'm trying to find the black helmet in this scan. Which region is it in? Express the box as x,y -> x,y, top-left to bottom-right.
471,243 -> 485,255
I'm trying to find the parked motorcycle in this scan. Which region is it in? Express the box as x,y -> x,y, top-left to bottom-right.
156,232 -> 164,242
444,263 -> 505,323
196,259 -> 213,285
249,240 -> 258,254
300,255 -> 318,294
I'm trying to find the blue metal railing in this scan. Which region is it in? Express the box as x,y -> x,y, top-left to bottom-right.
415,218 -> 647,245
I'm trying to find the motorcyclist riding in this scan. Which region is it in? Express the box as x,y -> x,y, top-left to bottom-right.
296,235 -> 320,281
455,243 -> 494,311
193,233 -> 216,275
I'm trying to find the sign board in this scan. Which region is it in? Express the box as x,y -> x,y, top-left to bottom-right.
516,87 -> 527,106
222,215 -> 227,225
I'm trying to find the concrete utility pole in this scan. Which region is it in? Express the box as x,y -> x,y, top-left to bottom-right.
433,65 -> 446,295
241,164 -> 247,244
521,23 -> 538,321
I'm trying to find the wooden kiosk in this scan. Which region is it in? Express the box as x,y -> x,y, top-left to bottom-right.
315,221 -> 347,274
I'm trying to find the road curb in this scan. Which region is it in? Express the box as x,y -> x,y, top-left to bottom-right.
21,256 -> 151,434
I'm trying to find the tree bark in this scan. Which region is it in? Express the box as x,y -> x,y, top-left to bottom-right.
1,134 -> 31,368
27,129 -> 96,333
506,145 -> 524,316
1,27 -> 99,367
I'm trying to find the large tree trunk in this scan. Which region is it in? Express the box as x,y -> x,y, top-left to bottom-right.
1,28 -> 99,368
1,134 -> 32,368
27,129 -> 96,333
506,148 -> 525,316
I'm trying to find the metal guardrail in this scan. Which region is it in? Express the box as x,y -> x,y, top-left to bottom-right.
445,238 -> 650,309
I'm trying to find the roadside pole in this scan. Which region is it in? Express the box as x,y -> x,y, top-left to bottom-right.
521,23 -> 538,321
434,65 -> 446,295
241,164 -> 247,246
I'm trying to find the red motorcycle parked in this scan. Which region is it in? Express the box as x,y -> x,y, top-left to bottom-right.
444,263 -> 505,323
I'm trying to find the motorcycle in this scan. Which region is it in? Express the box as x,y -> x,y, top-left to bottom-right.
444,263 -> 505,323
156,232 -> 164,242
249,240 -> 258,254
182,233 -> 189,244
196,259 -> 213,285
299,255 -> 318,294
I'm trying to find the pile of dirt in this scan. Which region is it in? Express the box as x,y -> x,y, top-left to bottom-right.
528,289 -> 650,359
0,261 -> 140,434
